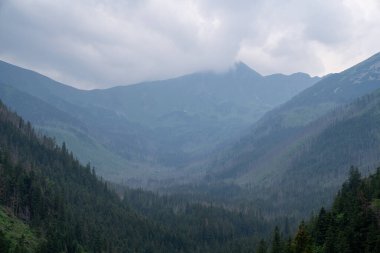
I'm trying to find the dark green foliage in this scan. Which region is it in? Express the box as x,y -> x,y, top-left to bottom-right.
0,207 -> 40,253
263,167 -> 380,253
0,230 -> 10,253
293,222 -> 311,253
271,226 -> 283,253
0,101 -> 183,252
256,239 -> 268,253
122,188 -> 273,252
318,167 -> 380,252
312,167 -> 380,253
284,238 -> 294,253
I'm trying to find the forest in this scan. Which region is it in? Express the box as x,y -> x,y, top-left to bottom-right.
0,100 -> 287,252
1,1 -> 380,252
258,168 -> 380,253
1,88 -> 380,252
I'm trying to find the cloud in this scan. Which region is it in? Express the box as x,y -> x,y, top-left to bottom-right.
0,0 -> 379,89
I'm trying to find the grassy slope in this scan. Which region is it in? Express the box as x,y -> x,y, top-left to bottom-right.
0,207 -> 41,252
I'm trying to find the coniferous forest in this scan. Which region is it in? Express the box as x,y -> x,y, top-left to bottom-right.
260,168 -> 380,253
0,100 -> 281,252
1,83 -> 380,252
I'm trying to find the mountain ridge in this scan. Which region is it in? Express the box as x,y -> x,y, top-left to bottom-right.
200,52 -> 380,217
208,52 -> 380,180
0,59 -> 319,183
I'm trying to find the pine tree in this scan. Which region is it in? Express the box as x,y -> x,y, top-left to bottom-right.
284,238 -> 293,253
0,230 -> 10,253
271,226 -> 283,253
314,207 -> 328,246
293,221 -> 311,253
256,239 -> 268,253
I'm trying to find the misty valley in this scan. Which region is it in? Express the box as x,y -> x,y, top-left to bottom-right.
1,52 -> 380,252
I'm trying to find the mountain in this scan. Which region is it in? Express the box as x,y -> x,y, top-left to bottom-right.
0,100 -> 281,252
205,52 -> 380,217
0,60 -> 319,183
0,83 -> 134,179
264,52 -> 380,128
210,53 -> 380,179
0,100 -> 175,252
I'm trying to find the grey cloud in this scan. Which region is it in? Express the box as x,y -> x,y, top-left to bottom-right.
0,0 -> 379,89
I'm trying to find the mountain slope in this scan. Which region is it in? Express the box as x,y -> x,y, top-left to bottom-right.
0,207 -> 40,253
203,52 -> 380,217
262,168 -> 380,253
209,52 -> 380,181
294,168 -> 380,253
0,100 -> 282,252
0,100 -> 181,252
269,89 -> 380,215
258,52 -> 380,129
0,60 -> 319,183
0,83 -> 134,179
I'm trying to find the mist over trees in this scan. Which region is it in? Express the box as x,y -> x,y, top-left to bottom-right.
1,52 -> 380,252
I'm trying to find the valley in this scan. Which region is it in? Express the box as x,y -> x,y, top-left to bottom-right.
1,49 -> 380,253
2,1 -> 380,252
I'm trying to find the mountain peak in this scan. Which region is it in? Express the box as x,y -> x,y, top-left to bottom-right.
229,61 -> 262,78
233,61 -> 251,70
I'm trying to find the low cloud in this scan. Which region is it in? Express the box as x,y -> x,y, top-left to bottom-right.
0,0 -> 379,89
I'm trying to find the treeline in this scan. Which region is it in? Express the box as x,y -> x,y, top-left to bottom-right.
261,167 -> 380,253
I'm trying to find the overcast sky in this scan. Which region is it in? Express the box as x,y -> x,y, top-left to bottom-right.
1,0 -> 380,89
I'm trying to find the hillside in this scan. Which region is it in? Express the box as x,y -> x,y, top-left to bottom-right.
271,90 -> 380,215
0,60 -> 319,183
210,53 -> 380,180
0,100 -> 180,252
197,53 -> 380,218
302,167 -> 380,252
262,168 -> 380,253
0,100 -> 285,252
0,83 -> 135,179
0,207 -> 40,253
